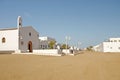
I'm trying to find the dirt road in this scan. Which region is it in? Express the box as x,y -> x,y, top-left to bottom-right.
0,51 -> 120,80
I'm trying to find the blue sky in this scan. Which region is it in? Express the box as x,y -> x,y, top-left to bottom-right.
0,0 -> 120,48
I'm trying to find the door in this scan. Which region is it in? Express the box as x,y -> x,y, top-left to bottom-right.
28,41 -> 32,52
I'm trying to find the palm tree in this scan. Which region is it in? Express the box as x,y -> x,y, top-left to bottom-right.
61,44 -> 69,49
48,41 -> 56,49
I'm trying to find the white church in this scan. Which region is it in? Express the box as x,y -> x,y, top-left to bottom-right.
0,16 -> 78,56
0,16 -> 39,53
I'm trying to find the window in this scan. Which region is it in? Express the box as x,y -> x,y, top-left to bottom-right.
110,40 -> 113,42
19,23 -> 22,26
40,45 -> 42,48
119,40 -> 120,42
45,45 -> 47,49
114,40 -> 117,42
110,47 -> 112,49
29,32 -> 31,36
37,34 -> 39,37
21,41 -> 24,45
2,37 -> 6,43
118,47 -> 120,49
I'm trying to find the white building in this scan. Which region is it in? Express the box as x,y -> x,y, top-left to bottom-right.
93,38 -> 120,52
39,37 -> 56,49
0,16 -> 39,53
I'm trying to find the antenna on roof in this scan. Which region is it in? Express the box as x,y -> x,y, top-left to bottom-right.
17,16 -> 22,28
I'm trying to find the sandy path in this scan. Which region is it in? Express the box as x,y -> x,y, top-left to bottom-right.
0,51 -> 120,80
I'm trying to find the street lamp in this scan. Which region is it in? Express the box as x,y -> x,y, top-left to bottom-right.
65,36 -> 71,49
77,41 -> 81,50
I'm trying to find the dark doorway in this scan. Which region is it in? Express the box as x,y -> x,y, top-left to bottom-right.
28,41 -> 32,52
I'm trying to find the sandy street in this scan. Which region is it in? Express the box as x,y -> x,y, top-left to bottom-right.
0,51 -> 120,80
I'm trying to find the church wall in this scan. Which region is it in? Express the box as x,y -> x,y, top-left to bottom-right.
19,26 -> 39,52
0,29 -> 18,51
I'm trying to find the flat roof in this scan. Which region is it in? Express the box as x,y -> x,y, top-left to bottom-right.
0,27 -> 18,31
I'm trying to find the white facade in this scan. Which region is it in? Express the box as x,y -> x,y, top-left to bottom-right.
93,38 -> 120,52
0,28 -> 18,51
0,16 -> 39,53
39,37 -> 56,49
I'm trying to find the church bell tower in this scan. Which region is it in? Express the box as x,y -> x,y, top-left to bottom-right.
17,16 -> 22,52
17,16 -> 22,28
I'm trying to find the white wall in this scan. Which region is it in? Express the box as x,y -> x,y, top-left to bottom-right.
0,29 -> 18,51
33,49 -> 62,56
93,38 -> 120,52
103,42 -> 120,52
109,38 -> 120,42
93,43 -> 104,52
93,42 -> 120,52
19,26 -> 39,52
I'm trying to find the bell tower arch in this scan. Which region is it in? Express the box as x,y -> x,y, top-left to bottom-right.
17,16 -> 22,28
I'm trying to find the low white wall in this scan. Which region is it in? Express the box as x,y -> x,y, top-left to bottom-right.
62,49 -> 74,54
33,49 -> 62,56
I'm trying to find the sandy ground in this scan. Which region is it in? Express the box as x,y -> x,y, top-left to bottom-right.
0,51 -> 120,80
